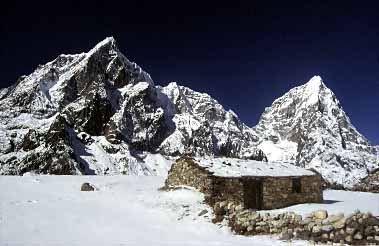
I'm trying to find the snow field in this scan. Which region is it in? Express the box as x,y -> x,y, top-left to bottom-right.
1,176 -> 379,245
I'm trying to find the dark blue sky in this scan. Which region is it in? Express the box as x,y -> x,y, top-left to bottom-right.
1,2 -> 379,144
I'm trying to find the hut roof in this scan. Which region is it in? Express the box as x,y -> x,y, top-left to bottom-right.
194,157 -> 316,178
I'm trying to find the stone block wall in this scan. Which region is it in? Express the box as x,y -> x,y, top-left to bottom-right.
165,157 -> 213,193
262,175 -> 323,209
166,157 -> 323,210
209,177 -> 244,204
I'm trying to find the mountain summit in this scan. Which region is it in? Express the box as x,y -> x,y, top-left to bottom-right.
254,76 -> 378,187
0,37 -> 265,176
0,38 -> 377,188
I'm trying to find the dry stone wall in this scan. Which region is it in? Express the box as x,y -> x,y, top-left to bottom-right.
165,157 -> 213,193
212,200 -> 379,245
209,177 -> 244,204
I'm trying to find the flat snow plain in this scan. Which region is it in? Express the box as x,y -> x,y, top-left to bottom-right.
1,176 -> 378,246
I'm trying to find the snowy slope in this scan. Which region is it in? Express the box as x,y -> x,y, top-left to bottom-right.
1,175 -> 378,245
254,76 -> 379,187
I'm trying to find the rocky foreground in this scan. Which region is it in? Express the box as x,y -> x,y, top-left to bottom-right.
212,200 -> 379,245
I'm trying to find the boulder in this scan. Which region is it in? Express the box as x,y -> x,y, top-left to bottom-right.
312,225 -> 322,236
219,201 -> 228,208
294,214 -> 302,223
313,210 -> 328,220
321,233 -> 329,240
365,216 -> 379,226
321,225 -> 333,233
353,231 -> 363,240
235,204 -> 243,212
300,218 -> 312,225
332,217 -> 346,229
227,201 -> 235,211
272,219 -> 286,229
345,235 -> 353,243
307,221 -> 317,231
198,209 -> 208,216
81,182 -> 96,191
329,232 -> 334,241
326,214 -> 344,224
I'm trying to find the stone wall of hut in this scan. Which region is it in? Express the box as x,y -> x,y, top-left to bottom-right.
165,157 -> 213,193
209,177 -> 244,204
165,157 -> 323,210
262,175 -> 323,209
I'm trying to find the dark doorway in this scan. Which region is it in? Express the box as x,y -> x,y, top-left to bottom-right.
243,179 -> 263,209
292,178 -> 301,193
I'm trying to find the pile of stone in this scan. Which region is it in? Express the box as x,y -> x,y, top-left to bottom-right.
212,200 -> 379,245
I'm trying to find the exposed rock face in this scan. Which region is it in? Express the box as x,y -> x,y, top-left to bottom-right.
0,37 -> 265,176
254,76 -> 379,187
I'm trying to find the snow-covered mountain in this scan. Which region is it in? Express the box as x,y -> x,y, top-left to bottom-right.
254,76 -> 378,187
0,37 -> 377,188
0,37 -> 264,176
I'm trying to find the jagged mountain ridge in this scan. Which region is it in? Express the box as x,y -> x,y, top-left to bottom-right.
0,37 -> 265,176
0,37 -> 377,188
254,76 -> 378,187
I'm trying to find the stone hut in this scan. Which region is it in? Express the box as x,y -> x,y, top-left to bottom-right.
165,156 -> 323,210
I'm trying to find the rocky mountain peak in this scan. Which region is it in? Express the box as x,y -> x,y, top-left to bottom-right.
85,36 -> 122,62
255,76 -> 378,187
92,36 -> 117,49
304,75 -> 324,89
0,39 -> 377,188
0,37 -> 267,176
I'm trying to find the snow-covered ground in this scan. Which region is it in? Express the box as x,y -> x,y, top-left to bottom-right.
1,176 -> 378,245
264,190 -> 379,216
